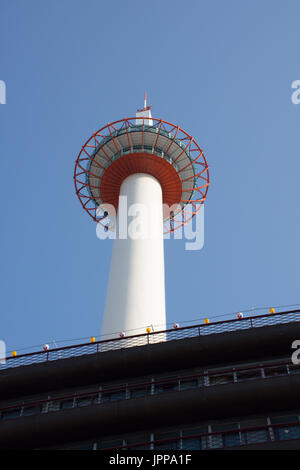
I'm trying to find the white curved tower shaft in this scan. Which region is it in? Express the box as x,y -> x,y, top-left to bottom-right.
74,98 -> 210,342
101,173 -> 166,339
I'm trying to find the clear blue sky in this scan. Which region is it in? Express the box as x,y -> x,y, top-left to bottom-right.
1,0 -> 299,354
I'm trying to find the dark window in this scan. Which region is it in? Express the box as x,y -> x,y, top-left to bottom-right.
239,418 -> 269,445
288,364 -> 300,375
236,369 -> 261,382
60,399 -> 74,410
264,365 -> 288,378
209,373 -> 234,386
126,434 -> 152,450
1,408 -> 21,420
153,432 -> 180,450
210,424 -> 239,449
22,405 -> 39,416
223,431 -> 241,447
101,390 -> 126,402
180,378 -> 198,390
241,428 -> 269,445
271,415 -> 300,441
209,433 -> 223,449
76,396 -> 93,407
129,386 -> 150,399
181,438 -> 201,450
47,401 -> 60,412
273,425 -> 300,441
182,427 -> 208,450
153,440 -> 179,450
154,380 -> 178,394
98,439 -> 124,450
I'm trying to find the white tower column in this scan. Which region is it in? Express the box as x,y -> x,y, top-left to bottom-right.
101,173 -> 166,339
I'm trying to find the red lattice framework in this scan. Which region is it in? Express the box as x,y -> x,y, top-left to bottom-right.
74,117 -> 210,234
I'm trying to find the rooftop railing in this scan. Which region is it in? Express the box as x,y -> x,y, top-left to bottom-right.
1,308 -> 300,371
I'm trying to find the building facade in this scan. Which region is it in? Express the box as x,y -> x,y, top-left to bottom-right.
0,309 -> 300,450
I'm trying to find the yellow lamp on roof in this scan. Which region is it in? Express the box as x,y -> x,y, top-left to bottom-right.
204,318 -> 210,324
12,351 -> 17,357
90,336 -> 95,343
269,308 -> 275,314
146,327 -> 152,333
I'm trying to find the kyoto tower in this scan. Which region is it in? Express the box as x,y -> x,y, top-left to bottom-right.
74,96 -> 209,339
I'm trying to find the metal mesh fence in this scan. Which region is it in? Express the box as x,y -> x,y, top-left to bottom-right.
1,309 -> 299,371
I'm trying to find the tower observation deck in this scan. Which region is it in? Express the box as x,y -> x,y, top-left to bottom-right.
74,97 -> 209,338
